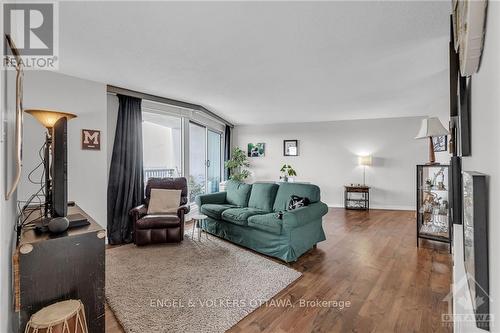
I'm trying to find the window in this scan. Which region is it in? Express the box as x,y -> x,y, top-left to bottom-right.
142,111 -> 182,183
140,102 -> 225,204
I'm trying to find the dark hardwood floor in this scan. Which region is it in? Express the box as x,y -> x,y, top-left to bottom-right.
105,208 -> 452,333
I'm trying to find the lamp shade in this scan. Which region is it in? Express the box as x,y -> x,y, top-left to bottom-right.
358,155 -> 372,166
415,117 -> 448,139
25,109 -> 77,129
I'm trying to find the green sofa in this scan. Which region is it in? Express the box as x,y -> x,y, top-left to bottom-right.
195,181 -> 328,262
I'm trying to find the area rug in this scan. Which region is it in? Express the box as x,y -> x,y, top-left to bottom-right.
106,234 -> 302,333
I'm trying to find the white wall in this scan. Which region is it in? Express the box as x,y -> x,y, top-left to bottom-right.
454,2 -> 500,332
20,71 -> 108,227
1,66 -> 20,333
234,116 -> 434,210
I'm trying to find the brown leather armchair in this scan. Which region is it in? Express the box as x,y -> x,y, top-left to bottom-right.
130,177 -> 190,245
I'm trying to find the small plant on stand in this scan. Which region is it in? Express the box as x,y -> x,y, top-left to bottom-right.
280,164 -> 297,182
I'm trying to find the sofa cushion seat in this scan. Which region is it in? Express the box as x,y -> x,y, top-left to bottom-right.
221,207 -> 267,226
136,215 -> 180,229
201,203 -> 237,220
247,213 -> 282,235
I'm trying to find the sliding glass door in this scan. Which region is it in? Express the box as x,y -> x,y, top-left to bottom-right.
141,104 -> 225,203
207,130 -> 221,194
188,122 -> 207,202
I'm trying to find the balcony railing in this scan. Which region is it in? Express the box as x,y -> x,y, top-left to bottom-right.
144,167 -> 176,181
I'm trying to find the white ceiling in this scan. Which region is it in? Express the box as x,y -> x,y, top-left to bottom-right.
58,1 -> 450,125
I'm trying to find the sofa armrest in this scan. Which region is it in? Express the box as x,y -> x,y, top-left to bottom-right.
282,202 -> 329,230
129,204 -> 147,221
177,204 -> 190,217
195,192 -> 227,207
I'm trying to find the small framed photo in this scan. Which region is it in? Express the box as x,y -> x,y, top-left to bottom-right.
247,143 -> 265,157
284,140 -> 298,156
81,129 -> 101,150
433,135 -> 447,152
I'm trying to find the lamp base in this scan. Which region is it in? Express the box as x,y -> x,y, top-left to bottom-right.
427,137 -> 437,165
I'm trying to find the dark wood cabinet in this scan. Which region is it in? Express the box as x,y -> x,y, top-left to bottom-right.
14,205 -> 105,333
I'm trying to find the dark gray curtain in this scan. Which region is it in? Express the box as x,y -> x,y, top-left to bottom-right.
224,125 -> 231,180
107,94 -> 143,244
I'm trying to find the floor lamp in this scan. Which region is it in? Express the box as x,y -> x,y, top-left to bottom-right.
24,109 -> 77,217
358,155 -> 372,186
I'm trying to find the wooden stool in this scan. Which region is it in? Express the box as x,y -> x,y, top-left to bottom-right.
24,299 -> 88,333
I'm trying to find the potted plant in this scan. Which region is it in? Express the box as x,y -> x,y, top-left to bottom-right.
188,175 -> 205,202
224,147 -> 251,182
280,164 -> 297,182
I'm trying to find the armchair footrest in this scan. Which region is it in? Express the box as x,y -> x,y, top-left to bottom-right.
135,227 -> 182,245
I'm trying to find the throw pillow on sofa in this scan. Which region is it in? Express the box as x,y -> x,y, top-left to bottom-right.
147,189 -> 181,214
276,195 -> 311,219
288,195 -> 310,210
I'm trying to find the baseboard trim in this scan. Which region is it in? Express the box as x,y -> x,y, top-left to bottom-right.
326,203 -> 415,211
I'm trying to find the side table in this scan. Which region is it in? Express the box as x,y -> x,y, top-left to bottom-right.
191,214 -> 208,241
344,185 -> 370,210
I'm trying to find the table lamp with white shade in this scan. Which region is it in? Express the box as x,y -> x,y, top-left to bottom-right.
415,117 -> 449,165
358,155 -> 372,186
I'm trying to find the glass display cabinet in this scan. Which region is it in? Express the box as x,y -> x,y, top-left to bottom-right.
416,164 -> 451,252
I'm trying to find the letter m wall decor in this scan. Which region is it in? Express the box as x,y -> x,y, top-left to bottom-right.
81,129 -> 101,150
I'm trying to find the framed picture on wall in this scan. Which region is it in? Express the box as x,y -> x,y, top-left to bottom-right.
462,171 -> 489,330
284,140 -> 298,156
432,136 -> 447,152
81,129 -> 101,150
247,143 -> 265,157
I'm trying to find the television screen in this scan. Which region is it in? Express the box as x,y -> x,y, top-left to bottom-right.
52,117 -> 67,217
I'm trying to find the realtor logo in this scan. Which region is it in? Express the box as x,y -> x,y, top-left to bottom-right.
3,2 -> 59,69
442,273 -> 492,330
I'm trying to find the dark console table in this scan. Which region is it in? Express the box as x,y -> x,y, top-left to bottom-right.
13,205 -> 105,333
344,185 -> 370,210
